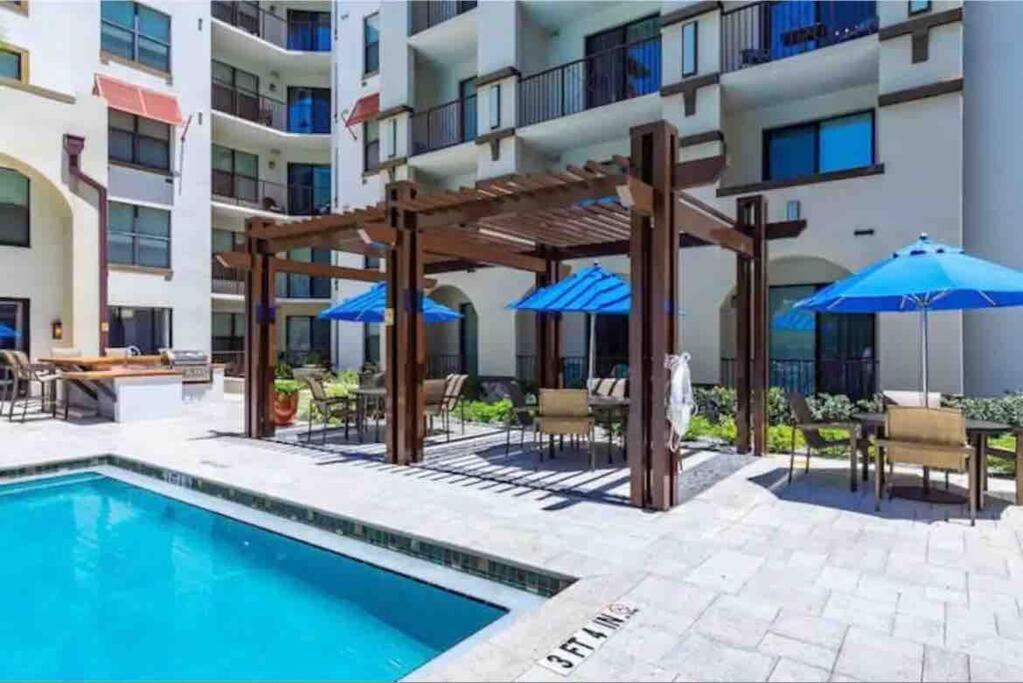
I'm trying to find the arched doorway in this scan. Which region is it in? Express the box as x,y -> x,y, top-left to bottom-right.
719,256 -> 877,398
426,285 -> 478,378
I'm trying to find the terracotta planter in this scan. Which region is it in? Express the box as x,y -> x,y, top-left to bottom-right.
272,392 -> 300,426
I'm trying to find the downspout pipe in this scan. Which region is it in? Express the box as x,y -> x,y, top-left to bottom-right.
63,134 -> 109,353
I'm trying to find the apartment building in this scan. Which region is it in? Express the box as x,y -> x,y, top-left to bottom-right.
0,0 -> 334,374
332,0 -> 1021,398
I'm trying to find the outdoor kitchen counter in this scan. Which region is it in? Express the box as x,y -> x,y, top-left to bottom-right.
40,360 -> 185,423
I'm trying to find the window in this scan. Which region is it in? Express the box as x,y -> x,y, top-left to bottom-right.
363,120 -> 380,172
108,201 -> 170,268
285,315 -> 331,366
0,298 -> 28,355
101,1 -> 171,73
682,21 -> 698,77
908,0 -> 930,15
212,145 -> 259,203
489,83 -> 501,130
211,60 -> 259,121
287,87 -> 330,134
287,9 -> 330,51
276,248 -> 332,299
764,111 -> 874,182
0,168 -> 29,247
459,77 -> 477,141
287,163 -> 331,216
212,312 -> 244,357
109,110 -> 171,171
363,13 -> 379,75
108,306 -> 172,354
0,46 -> 25,82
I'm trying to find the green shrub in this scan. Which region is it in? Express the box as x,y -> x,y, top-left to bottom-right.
943,393 -> 1023,427
460,399 -> 513,424
273,379 -> 300,396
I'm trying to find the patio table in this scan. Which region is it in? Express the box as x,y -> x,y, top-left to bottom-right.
854,412 -> 1012,509
353,387 -> 386,441
588,396 -> 629,462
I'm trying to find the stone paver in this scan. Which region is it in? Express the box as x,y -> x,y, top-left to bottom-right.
3,398 -> 1023,682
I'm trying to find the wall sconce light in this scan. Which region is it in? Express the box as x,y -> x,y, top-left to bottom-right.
51,320 -> 64,340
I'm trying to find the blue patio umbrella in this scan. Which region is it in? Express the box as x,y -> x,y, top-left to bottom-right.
317,282 -> 461,324
508,263 -> 682,380
795,234 -> 1023,396
0,323 -> 19,340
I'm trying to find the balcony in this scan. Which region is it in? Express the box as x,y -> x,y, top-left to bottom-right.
211,170 -> 331,217
410,0 -> 477,35
211,1 -> 330,52
212,80 -> 287,132
721,1 -> 878,73
518,35 -> 660,128
212,256 -> 245,297
410,96 -> 477,156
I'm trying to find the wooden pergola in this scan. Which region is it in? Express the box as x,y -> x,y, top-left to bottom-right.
220,120 -> 806,510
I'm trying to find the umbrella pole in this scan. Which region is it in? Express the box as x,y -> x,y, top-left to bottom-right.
920,307 -> 930,401
588,314 -> 596,382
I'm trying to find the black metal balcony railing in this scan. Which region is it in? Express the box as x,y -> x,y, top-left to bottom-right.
518,35 -> 661,128
427,354 -> 463,379
211,2 -> 331,52
212,80 -> 287,132
410,0 -> 477,35
514,354 -> 630,388
211,256 -> 245,296
211,170 -> 331,216
721,1 -> 878,73
720,357 -> 878,400
410,95 -> 477,156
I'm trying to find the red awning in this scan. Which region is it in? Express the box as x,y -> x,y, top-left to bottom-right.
345,93 -> 379,128
94,74 -> 185,126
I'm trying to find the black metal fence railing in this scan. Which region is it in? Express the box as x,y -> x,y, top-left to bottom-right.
721,0 -> 878,73
518,35 -> 660,128
516,354 -> 537,385
410,95 -> 477,156
278,349 -> 331,368
211,171 -> 330,216
211,256 -> 245,296
410,0 -> 477,35
720,357 -> 878,400
212,350 -> 245,377
212,80 -> 287,132
514,354 -> 630,388
211,2 -> 330,52
427,354 -> 463,378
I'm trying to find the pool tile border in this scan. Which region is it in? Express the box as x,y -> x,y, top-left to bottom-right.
0,455 -> 574,598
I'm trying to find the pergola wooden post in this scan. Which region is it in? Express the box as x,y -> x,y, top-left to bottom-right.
243,217 -> 276,439
735,254 -> 752,453
385,181 -> 426,465
535,254 -> 562,388
627,120 -> 679,510
737,196 -> 769,456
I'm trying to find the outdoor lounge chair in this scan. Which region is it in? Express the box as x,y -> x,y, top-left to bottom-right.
423,378 -> 447,435
872,406 -> 975,525
536,388 -> 595,469
2,350 -> 60,422
788,391 -> 862,484
504,380 -> 535,456
439,374 -> 468,440
304,375 -> 355,444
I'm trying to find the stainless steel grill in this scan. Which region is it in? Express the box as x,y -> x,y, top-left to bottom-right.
163,350 -> 212,384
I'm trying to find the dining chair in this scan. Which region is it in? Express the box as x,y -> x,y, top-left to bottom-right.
423,378 -> 447,435
504,380 -> 535,456
304,375 -> 355,444
883,390 -> 947,488
872,406 -> 975,524
536,388 -> 595,469
440,374 -> 468,440
2,350 -> 60,421
787,391 -> 862,484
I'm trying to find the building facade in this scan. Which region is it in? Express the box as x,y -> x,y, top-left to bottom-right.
0,0 -> 333,375
330,0 -> 1021,398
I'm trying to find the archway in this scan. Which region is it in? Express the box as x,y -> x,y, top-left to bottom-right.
426,285 -> 478,378
719,255 -> 876,398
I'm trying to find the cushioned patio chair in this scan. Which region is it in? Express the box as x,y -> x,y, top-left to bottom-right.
872,406 -> 975,525
883,390 -> 947,487
536,388 -> 595,469
788,391 -> 862,484
304,375 -> 355,444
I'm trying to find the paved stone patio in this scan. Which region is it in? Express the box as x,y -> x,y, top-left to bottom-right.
3,397 -> 1023,682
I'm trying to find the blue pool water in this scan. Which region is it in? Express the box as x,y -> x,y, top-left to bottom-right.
0,473 -> 505,681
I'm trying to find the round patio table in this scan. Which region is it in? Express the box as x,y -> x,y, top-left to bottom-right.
853,412 -> 1011,508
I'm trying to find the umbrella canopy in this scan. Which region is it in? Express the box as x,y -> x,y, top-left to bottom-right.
317,283 -> 462,324
508,263 -> 631,314
0,323 -> 19,340
795,234 -> 1023,395
795,234 -> 1023,313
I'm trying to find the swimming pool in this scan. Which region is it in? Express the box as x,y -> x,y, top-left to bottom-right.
0,472 -> 507,681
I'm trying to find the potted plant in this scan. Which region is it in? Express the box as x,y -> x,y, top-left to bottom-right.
273,379 -> 301,426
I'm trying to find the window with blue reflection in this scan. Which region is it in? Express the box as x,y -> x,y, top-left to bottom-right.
819,112 -> 873,173
682,22 -> 697,77
287,87 -> 330,134
287,10 -> 331,52
766,124 -> 816,181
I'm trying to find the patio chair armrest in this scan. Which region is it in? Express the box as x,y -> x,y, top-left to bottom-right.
871,438 -> 973,456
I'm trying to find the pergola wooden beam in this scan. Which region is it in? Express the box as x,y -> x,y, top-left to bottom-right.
420,230 -> 547,273
673,155 -> 726,189
616,177 -> 654,216
674,196 -> 753,258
